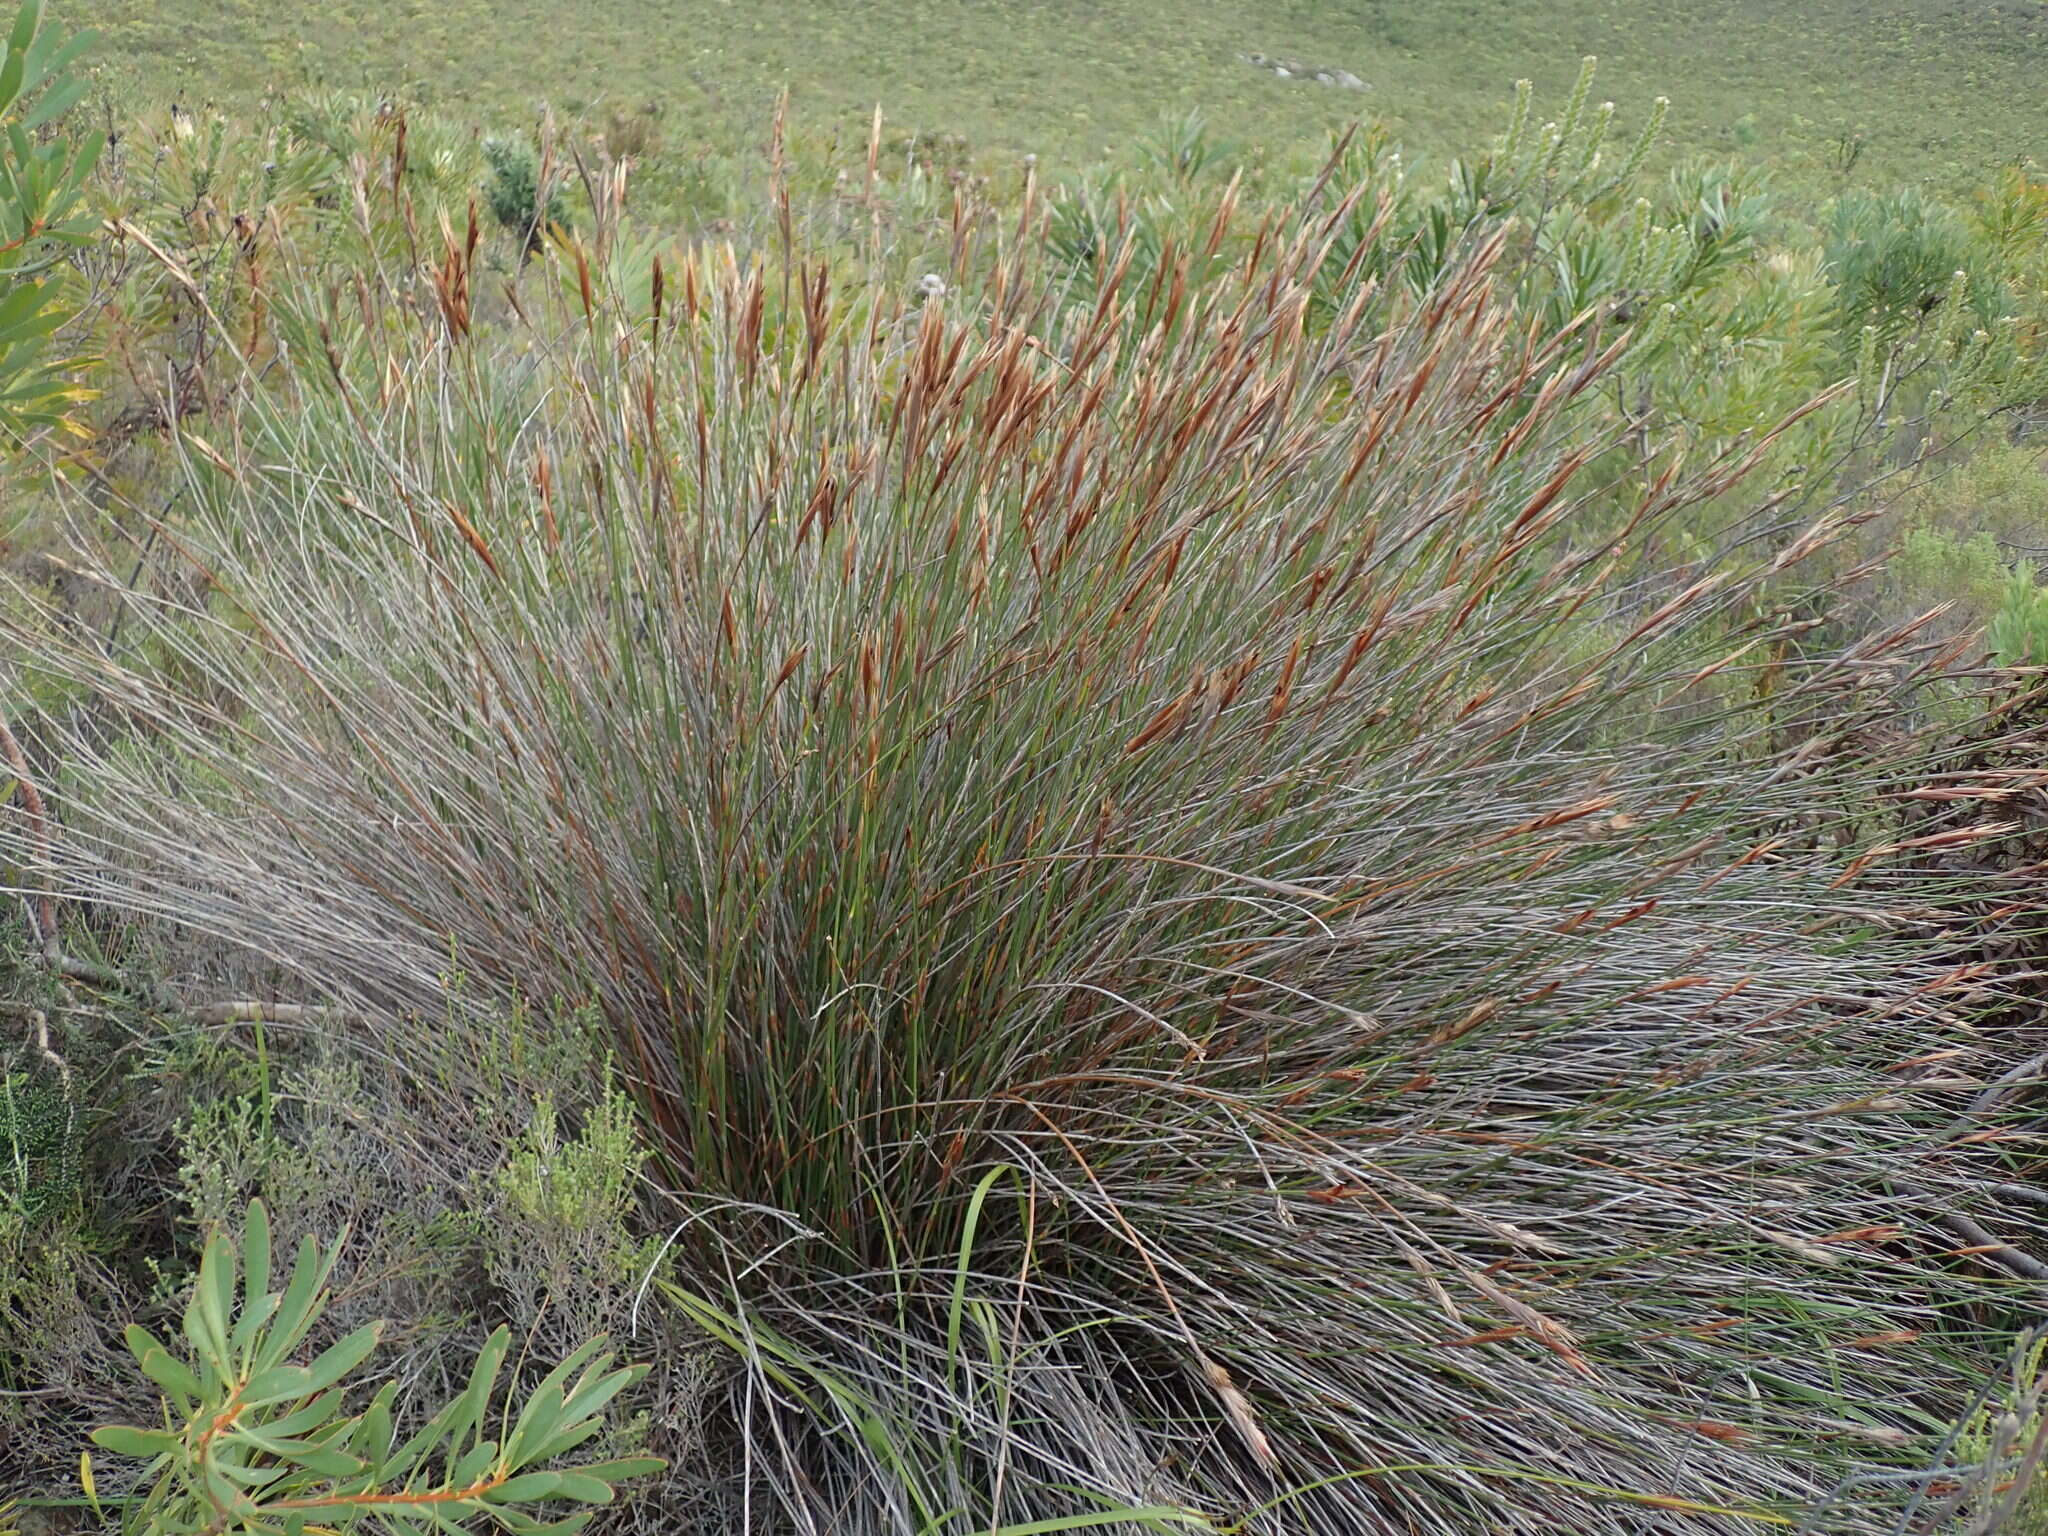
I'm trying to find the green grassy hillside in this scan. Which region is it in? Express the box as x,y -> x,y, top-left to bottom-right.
73,0 -> 2048,181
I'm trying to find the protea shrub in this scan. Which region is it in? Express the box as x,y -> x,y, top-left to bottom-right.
9,173 -> 2041,1533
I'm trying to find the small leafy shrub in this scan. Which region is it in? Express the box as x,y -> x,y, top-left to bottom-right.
0,1215 -> 131,1428
1902,1327 -> 2048,1534
0,1005 -> 718,1520
149,1016 -> 713,1455
486,1092 -> 670,1361
1829,437 -> 2048,658
1661,160 -> 1772,291
168,1061 -> 481,1361
1989,565 -> 2048,667
0,993 -> 150,1487
1890,526 -> 2013,625
600,101 -> 663,162
1136,108 -> 1225,184
1306,66 -> 1835,466
1487,56 -> 1667,212
1045,169 -> 1161,284
91,1199 -> 662,1534
1827,186 -> 2005,344
880,127 -> 973,178
484,134 -> 570,249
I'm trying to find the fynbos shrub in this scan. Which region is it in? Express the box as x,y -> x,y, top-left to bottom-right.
483,133 -> 569,250
90,1201 -> 662,1534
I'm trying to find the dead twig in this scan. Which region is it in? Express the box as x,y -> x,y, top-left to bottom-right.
1945,1051 -> 2048,1142
0,711 -> 60,961
192,1001 -> 358,1028
1,1004 -> 71,1092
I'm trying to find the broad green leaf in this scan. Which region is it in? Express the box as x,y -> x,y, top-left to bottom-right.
554,1364 -> 638,1433
0,9 -> 30,110
448,1437 -> 500,1487
197,1463 -> 250,1524
242,1200 -> 273,1320
233,1420 -> 325,1461
0,305 -> 65,349
561,1457 -> 665,1482
488,1470 -> 564,1501
53,123 -> 99,195
255,1389 -> 346,1439
350,1383 -> 396,1462
17,74 -> 79,132
6,0 -> 43,61
260,1235 -> 331,1368
272,1441 -> 366,1478
203,1453 -> 291,1489
534,1335 -> 609,1397
504,1386 -> 565,1466
121,1325 -> 197,1393
188,1228 -> 236,1368
526,1418 -> 602,1463
239,1363 -> 315,1408
229,1289 -> 283,1357
34,25 -> 91,83
134,1345 -> 206,1405
446,1324 -> 510,1447
88,1424 -> 178,1458
296,1322 -> 382,1395
552,1473 -> 616,1504
384,1396 -> 464,1482
0,273 -> 45,331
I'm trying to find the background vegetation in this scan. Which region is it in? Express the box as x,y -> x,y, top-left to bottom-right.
65,0 -> 2048,183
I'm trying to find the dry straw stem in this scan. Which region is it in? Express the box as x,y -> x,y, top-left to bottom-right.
0,707 -> 60,958
7,166 -> 2045,1534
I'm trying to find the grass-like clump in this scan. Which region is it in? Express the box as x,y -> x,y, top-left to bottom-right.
7,127 -> 2045,1532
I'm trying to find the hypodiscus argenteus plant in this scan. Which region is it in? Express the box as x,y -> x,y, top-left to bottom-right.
15,143 -> 2048,1534
90,1201 -> 661,1534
